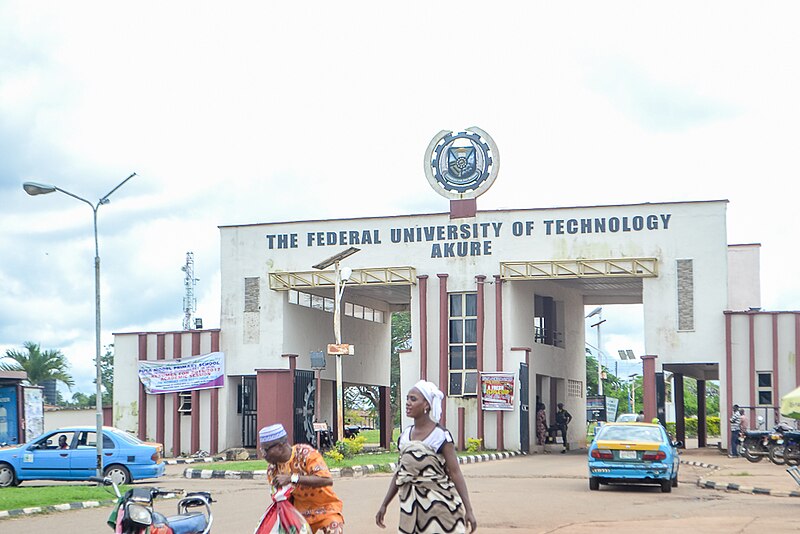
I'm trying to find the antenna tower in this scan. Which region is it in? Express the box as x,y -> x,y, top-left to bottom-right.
181,252 -> 199,330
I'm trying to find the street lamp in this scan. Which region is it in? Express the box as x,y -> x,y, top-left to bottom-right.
313,246 -> 360,442
586,307 -> 606,395
23,173 -> 137,479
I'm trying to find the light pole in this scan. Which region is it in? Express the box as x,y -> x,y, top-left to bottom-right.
586,307 -> 605,395
312,247 -> 360,443
23,173 -> 137,478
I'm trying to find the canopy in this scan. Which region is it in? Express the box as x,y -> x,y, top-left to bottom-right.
780,386 -> 800,419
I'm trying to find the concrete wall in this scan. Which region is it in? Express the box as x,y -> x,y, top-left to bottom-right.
727,244 -> 761,311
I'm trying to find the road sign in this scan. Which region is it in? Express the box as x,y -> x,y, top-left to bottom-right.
327,343 -> 354,355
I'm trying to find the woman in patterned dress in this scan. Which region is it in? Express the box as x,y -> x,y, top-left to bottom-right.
536,402 -> 548,446
376,380 -> 477,533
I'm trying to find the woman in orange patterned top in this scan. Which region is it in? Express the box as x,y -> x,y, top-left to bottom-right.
260,424 -> 345,534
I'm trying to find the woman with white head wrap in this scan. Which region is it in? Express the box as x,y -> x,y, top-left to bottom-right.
376,380 -> 477,533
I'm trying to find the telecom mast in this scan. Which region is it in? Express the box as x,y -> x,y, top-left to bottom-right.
181,252 -> 199,330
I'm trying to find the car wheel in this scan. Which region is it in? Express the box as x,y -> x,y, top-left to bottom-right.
589,477 -> 600,491
0,463 -> 19,488
104,465 -> 131,486
671,474 -> 678,488
661,479 -> 672,493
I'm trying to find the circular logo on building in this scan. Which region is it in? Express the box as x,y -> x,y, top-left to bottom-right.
424,127 -> 500,200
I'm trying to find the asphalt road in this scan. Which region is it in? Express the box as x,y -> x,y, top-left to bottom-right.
2,453 -> 798,533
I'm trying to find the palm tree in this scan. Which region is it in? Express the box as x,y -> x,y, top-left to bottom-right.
1,341 -> 75,390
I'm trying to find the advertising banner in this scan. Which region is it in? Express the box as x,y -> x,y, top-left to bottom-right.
23,387 -> 44,443
480,372 -> 515,411
137,352 -> 225,394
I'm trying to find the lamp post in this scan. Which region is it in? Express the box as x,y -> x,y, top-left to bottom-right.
312,247 -> 360,443
586,307 -> 605,395
23,173 -> 137,478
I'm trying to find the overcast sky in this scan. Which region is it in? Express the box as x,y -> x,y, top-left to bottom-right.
1,2 -> 798,397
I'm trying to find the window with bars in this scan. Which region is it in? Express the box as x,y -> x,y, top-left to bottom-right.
568,379 -> 583,398
757,372 -> 773,405
449,293 -> 478,396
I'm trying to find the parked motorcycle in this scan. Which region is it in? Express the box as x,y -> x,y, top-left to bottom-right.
740,416 -> 770,463
776,430 -> 800,467
90,475 -> 214,534
766,422 -> 795,465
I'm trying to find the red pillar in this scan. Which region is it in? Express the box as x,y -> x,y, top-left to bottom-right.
476,275 -> 486,449
155,334 -> 166,448
210,331 -> 220,454
379,385 -> 392,450
494,275 -> 504,451
642,355 -> 658,422
458,407 -> 466,451
137,334 -> 148,441
190,332 -> 201,455
438,274 -> 449,428
418,275 -> 428,381
256,369 -> 294,451
172,333 -> 182,457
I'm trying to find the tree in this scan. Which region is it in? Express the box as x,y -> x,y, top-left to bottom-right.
97,344 -> 114,405
1,341 -> 75,390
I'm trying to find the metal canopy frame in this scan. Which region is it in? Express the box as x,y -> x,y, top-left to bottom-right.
269,266 -> 417,291
500,258 -> 658,280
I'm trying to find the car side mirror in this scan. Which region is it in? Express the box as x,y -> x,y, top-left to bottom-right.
672,440 -> 683,448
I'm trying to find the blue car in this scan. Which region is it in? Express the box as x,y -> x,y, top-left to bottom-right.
0,426 -> 165,487
588,422 -> 680,492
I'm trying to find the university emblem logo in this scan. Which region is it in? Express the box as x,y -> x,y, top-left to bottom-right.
424,127 -> 499,199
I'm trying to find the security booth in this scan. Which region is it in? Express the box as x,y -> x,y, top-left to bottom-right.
0,371 -> 44,445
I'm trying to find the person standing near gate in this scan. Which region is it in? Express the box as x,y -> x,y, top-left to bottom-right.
729,404 -> 742,457
555,403 -> 572,453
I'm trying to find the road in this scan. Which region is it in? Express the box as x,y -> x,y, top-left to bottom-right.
1,452 -> 797,533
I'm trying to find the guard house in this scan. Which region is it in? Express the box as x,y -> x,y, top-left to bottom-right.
113,128 -> 773,454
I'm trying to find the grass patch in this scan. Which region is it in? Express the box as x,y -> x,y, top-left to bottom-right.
0,484 -> 126,512
214,449 -> 500,472
356,428 -> 401,444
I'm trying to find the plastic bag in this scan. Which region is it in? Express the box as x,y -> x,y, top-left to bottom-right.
253,484 -> 312,534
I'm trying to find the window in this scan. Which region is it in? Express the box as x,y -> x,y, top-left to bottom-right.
677,259 -> 694,331
287,290 -> 385,323
76,431 -> 114,449
757,372 -> 773,405
178,392 -> 193,415
568,379 -> 583,398
534,295 -> 564,347
449,293 -> 478,396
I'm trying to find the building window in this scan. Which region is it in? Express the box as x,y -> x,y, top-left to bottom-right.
449,293 -> 478,396
568,379 -> 583,398
244,277 -> 260,312
287,289 -> 384,323
178,392 -> 193,415
534,295 -> 564,348
757,372 -> 773,405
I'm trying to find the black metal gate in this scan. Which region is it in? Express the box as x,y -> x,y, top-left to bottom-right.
519,363 -> 530,453
293,370 -> 316,445
240,376 -> 257,448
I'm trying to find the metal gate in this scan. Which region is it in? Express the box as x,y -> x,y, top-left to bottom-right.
519,363 -> 530,453
293,370 -> 316,445
240,376 -> 257,448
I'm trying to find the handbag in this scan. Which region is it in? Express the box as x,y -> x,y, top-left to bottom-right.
254,484 -> 312,534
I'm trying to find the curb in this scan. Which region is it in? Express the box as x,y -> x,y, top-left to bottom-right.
696,477 -> 800,498
184,450 -> 525,480
680,459 -> 721,471
0,499 -> 118,520
165,456 -> 226,465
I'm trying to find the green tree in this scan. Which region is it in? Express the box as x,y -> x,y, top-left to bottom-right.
97,344 -> 114,405
1,341 -> 75,390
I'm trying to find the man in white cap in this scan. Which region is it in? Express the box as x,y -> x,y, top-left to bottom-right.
259,423 -> 344,533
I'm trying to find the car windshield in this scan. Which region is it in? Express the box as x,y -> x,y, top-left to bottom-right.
597,425 -> 664,443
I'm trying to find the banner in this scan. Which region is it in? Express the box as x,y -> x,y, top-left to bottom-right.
480,372 -> 515,411
137,352 -> 225,394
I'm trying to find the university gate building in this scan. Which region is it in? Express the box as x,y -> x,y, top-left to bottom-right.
112,128 -> 791,455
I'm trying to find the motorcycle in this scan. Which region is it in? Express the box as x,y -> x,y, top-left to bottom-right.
767,422 -> 795,465
740,416 -> 770,463
90,475 -> 214,534
776,430 -> 800,467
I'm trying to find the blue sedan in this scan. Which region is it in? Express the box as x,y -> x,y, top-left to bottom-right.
0,426 -> 165,487
588,422 -> 680,492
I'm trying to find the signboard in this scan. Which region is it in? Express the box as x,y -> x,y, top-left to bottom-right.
23,387 -> 44,443
327,344 -> 354,355
313,422 -> 328,432
605,396 -> 619,423
480,372 -> 515,411
586,395 -> 607,422
137,352 -> 225,394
